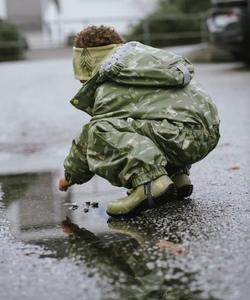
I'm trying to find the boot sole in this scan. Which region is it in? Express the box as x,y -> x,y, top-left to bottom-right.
107,183 -> 178,218
177,184 -> 193,199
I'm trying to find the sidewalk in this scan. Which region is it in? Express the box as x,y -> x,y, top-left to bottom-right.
25,43 -> 235,63
25,47 -> 72,61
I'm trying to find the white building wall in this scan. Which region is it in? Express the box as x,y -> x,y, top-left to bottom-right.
0,0 -> 7,19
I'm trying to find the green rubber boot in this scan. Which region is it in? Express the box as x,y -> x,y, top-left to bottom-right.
107,175 -> 177,218
171,174 -> 193,198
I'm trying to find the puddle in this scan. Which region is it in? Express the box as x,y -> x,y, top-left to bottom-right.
0,171 -> 120,258
1,170 -> 246,300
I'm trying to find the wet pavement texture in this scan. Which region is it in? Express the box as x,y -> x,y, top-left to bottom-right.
0,53 -> 250,300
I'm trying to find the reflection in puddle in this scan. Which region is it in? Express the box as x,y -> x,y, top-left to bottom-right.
61,216 -> 200,299
0,171 -> 220,299
0,171 -> 116,257
0,172 -> 69,258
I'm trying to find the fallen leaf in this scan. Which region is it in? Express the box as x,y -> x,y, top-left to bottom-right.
156,240 -> 185,254
225,166 -> 240,171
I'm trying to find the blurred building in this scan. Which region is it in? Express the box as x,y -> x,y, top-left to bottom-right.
0,0 -> 158,48
3,0 -> 44,30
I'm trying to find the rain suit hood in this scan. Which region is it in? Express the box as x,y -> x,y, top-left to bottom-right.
70,42 -> 195,116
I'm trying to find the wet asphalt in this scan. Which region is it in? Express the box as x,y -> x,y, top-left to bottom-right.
0,48 -> 250,300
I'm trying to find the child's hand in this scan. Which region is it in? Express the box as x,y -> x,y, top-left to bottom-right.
59,177 -> 72,191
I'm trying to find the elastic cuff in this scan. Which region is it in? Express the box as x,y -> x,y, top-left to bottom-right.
64,172 -> 73,184
131,166 -> 167,188
165,163 -> 191,177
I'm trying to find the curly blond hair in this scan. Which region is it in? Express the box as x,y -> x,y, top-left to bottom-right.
73,25 -> 126,48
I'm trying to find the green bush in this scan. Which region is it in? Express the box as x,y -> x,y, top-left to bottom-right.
0,19 -> 29,62
125,0 -> 210,47
126,14 -> 207,48
66,33 -> 76,47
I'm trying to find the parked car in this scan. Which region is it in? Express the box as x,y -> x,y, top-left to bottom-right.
207,0 -> 250,63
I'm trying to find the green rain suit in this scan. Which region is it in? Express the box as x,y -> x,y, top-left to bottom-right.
64,42 -> 220,189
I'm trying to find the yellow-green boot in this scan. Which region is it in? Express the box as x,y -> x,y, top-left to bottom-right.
171,174 -> 193,198
107,175 -> 177,218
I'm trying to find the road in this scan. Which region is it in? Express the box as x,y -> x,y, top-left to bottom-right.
0,51 -> 250,300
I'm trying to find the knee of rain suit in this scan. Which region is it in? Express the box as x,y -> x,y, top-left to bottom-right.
129,119 -> 220,166
87,118 -> 168,189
